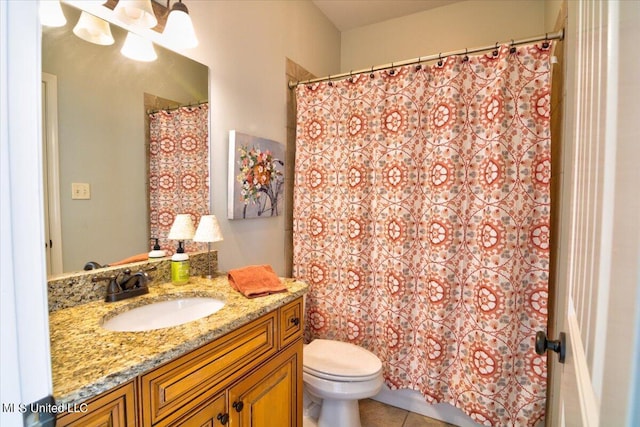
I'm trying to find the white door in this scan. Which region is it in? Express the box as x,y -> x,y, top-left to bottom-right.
547,1 -> 640,426
42,72 -> 63,275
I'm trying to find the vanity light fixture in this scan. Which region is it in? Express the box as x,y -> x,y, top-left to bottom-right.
40,0 -> 67,27
163,0 -> 198,49
121,31 -> 158,62
168,213 -> 195,253
113,0 -> 158,30
193,215 -> 224,279
73,12 -> 115,46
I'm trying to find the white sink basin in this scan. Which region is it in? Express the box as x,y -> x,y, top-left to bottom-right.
102,297 -> 225,332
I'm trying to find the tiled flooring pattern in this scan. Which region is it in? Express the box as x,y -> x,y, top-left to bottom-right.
359,399 -> 458,427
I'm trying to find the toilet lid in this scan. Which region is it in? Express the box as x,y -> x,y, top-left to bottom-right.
304,339 -> 382,380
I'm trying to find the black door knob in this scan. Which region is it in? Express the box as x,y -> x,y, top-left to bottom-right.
290,317 -> 300,326
535,331 -> 566,363
217,413 -> 229,425
232,401 -> 244,412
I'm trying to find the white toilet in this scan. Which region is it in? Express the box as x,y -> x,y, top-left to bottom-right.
303,339 -> 384,427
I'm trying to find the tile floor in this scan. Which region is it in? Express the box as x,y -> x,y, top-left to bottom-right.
359,399 -> 458,427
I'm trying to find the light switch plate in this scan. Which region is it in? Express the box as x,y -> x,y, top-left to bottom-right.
71,183 -> 90,200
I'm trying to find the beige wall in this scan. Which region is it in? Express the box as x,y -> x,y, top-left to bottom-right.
340,0 -> 546,73
545,0 -> 564,31
184,0 -> 340,275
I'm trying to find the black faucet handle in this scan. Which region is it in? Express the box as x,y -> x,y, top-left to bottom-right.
91,275 -> 117,283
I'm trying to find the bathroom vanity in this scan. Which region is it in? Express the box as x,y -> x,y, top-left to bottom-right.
49,274 -> 307,426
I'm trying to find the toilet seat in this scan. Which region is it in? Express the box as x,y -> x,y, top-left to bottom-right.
303,339 -> 382,382
304,365 -> 382,382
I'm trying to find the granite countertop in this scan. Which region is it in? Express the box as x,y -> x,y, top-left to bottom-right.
49,275 -> 308,406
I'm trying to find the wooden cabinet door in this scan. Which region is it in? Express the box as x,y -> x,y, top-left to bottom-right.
156,392 -> 227,427
56,381 -> 136,427
279,298 -> 303,349
228,340 -> 302,427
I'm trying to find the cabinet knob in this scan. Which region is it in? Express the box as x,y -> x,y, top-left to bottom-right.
217,413 -> 229,425
232,401 -> 244,412
290,317 -> 300,326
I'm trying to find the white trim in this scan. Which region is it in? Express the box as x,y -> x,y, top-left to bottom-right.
567,301 -> 599,427
372,385 -> 479,427
42,72 -> 63,275
0,1 -> 52,420
0,2 -> 22,425
591,0 -> 619,397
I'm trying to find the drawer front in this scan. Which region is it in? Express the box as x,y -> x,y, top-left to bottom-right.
156,391 -> 226,427
141,311 -> 277,426
279,298 -> 303,348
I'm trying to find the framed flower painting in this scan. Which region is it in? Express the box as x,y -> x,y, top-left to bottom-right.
228,130 -> 285,219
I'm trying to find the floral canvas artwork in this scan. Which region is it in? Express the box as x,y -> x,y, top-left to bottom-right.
228,131 -> 284,219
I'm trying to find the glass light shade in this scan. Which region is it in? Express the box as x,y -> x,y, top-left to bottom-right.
73,12 -> 114,46
193,215 -> 224,243
168,214 -> 195,241
113,0 -> 158,29
120,32 -> 158,62
40,0 -> 67,27
163,3 -> 198,49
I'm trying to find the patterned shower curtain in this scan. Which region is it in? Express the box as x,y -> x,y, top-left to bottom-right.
293,43 -> 552,426
149,104 -> 209,253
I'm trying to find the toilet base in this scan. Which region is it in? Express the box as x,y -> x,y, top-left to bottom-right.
317,398 -> 361,427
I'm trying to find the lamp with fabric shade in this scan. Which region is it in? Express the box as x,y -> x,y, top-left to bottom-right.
193,215 -> 223,279
168,213 -> 195,254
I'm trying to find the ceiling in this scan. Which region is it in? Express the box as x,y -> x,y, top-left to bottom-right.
311,0 -> 465,32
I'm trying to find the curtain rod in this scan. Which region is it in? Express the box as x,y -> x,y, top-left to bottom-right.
147,100 -> 208,115
288,29 -> 564,89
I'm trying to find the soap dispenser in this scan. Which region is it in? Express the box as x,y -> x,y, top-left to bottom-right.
171,241 -> 190,284
148,238 -> 166,258
168,213 -> 195,285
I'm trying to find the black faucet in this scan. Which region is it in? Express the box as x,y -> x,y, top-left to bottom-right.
92,268 -> 150,302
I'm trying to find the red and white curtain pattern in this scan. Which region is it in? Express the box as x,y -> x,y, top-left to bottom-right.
293,43 -> 552,425
149,104 -> 209,253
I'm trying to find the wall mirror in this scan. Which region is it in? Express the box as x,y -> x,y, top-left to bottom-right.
42,2 -> 209,277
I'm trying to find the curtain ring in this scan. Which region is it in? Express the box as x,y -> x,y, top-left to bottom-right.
348,70 -> 353,83
389,62 -> 395,75
493,42 -> 499,56
328,74 -> 333,87
510,39 -> 517,54
437,53 -> 443,67
416,57 -> 422,71
463,48 -> 469,62
542,33 -> 550,49
370,66 -> 375,79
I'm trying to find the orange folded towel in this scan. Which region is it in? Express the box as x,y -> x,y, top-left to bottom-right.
228,264 -> 287,298
108,252 -> 149,266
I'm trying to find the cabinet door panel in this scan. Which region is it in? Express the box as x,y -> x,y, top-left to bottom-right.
57,381 -> 136,427
229,340 -> 302,427
279,298 -> 303,349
